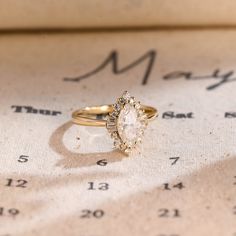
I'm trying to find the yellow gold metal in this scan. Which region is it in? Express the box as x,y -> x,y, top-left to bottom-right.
72,104 -> 158,127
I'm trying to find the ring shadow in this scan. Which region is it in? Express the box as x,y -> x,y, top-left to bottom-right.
49,121 -> 127,169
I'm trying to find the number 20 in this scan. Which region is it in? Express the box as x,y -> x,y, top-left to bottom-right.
80,210 -> 104,219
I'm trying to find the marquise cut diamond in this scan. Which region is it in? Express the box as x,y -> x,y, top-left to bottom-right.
117,104 -> 142,146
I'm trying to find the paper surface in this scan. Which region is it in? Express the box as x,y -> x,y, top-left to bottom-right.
0,30 -> 235,236
2,0 -> 236,29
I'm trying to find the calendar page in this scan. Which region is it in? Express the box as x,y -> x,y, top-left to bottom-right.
0,30 -> 235,236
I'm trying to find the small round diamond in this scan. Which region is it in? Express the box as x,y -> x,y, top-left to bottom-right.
135,102 -> 141,109
114,139 -> 121,148
119,97 -> 125,104
122,91 -> 131,101
113,103 -> 121,111
111,132 -> 118,138
110,111 -> 118,117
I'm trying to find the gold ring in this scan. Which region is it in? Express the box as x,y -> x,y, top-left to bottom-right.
72,91 -> 158,154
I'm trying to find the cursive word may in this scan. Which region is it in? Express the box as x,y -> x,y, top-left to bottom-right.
63,50 -> 156,85
163,69 -> 236,90
63,49 -> 236,91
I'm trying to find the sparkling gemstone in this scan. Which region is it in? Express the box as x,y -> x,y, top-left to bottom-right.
117,103 -> 142,146
113,103 -> 121,111
114,139 -> 121,148
122,91 -> 131,101
106,116 -> 117,133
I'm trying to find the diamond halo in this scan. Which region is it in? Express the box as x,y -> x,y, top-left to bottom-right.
106,91 -> 148,154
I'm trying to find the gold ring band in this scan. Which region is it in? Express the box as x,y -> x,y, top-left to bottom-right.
72,104 -> 157,127
72,91 -> 158,154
